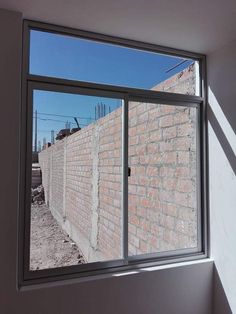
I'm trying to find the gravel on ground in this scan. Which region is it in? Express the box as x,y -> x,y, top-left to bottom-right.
30,203 -> 85,270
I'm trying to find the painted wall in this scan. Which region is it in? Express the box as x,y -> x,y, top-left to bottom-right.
0,8 -> 213,314
208,39 -> 236,313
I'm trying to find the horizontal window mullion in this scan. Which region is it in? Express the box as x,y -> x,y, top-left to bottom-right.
27,74 -> 204,105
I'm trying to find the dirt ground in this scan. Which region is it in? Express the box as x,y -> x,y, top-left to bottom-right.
30,203 -> 85,270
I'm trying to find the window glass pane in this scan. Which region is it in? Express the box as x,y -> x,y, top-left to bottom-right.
29,30 -> 200,95
128,101 -> 198,256
30,90 -> 123,270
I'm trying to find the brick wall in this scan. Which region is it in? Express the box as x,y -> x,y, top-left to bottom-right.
97,109 -> 123,259
65,124 -> 94,245
128,102 -> 197,255
152,63 -> 197,95
39,110 -> 123,262
38,64 -> 198,261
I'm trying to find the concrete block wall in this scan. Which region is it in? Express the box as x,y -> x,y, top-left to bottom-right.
38,65 -> 197,261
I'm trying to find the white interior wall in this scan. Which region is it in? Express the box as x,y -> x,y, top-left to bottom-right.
0,8 -> 214,314
208,40 -> 236,313
0,0 -> 236,54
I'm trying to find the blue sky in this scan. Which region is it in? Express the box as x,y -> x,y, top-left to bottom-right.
30,30 -> 193,148
33,90 -> 121,149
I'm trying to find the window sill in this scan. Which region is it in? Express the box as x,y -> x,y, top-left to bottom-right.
19,257 -> 213,292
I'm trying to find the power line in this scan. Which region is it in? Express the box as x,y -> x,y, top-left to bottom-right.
165,59 -> 190,73
34,116 -> 88,127
36,117 -> 76,124
37,111 -> 95,121
38,130 -> 52,133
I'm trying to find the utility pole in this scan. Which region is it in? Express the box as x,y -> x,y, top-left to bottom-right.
51,130 -> 55,144
98,104 -> 100,119
38,140 -> 41,152
101,103 -> 103,117
74,117 -> 80,128
43,137 -> 46,149
34,110 -> 37,152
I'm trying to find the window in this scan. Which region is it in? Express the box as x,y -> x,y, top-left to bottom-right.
19,20 -> 207,285
29,29 -> 200,95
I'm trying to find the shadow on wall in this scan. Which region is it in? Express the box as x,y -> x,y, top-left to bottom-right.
207,103 -> 236,176
207,41 -> 236,136
207,89 -> 236,175
207,40 -> 236,176
213,264 -> 232,314
208,90 -> 236,313
208,41 -> 236,313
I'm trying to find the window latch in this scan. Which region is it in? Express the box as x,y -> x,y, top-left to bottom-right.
128,167 -> 131,177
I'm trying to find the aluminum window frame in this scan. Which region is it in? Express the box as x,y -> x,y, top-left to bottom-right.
18,19 -> 209,287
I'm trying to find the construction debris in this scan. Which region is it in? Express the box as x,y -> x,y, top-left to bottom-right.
30,204 -> 86,270
31,185 -> 45,204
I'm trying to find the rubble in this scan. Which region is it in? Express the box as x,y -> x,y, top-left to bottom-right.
31,185 -> 45,204
30,203 -> 86,270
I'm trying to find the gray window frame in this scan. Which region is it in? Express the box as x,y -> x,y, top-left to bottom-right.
18,19 -> 209,287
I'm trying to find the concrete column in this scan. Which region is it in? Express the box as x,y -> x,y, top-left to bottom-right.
63,138 -> 67,220
49,149 -> 53,206
89,124 -> 100,258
